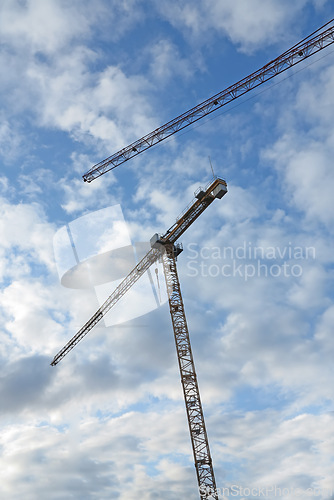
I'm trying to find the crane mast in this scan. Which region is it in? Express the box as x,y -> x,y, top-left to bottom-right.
162,243 -> 218,500
82,19 -> 334,182
51,177 -> 227,499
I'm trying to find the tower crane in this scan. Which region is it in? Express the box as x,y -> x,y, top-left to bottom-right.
83,18 -> 334,182
51,176 -> 228,500
52,18 -> 334,499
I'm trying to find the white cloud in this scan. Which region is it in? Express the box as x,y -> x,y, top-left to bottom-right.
206,0 -> 307,51
155,0 -> 323,52
262,63 -> 334,229
149,39 -> 196,83
20,48 -> 157,156
0,118 -> 25,163
0,0 -> 91,54
0,0 -> 141,56
0,1 -> 156,158
0,406 -> 202,499
212,410 -> 334,496
264,134 -> 334,227
0,198 -> 56,272
59,173 -> 117,215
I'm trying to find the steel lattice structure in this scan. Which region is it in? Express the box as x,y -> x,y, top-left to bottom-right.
51,247 -> 161,366
82,19 -> 334,182
162,244 -> 218,500
51,177 -> 227,499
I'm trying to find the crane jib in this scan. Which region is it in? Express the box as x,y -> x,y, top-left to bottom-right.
51,177 -> 227,366
82,19 -> 334,182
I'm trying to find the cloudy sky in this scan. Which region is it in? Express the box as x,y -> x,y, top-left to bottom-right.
1,1 -> 334,499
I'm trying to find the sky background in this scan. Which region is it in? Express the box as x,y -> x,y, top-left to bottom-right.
1,1 -> 334,499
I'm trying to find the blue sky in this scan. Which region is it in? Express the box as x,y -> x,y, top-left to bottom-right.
1,1 -> 334,498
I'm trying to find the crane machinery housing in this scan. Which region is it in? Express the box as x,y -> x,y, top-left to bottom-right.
52,176 -> 227,500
